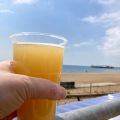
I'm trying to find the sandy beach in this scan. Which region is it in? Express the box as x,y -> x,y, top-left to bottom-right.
58,72 -> 120,105
61,72 -> 120,83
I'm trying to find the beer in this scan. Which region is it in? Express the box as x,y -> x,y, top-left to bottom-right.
13,43 -> 64,120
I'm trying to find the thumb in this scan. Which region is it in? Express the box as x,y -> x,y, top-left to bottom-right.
25,77 -> 66,100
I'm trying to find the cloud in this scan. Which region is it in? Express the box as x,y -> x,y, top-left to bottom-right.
91,0 -> 117,5
82,12 -> 120,27
82,16 -> 97,23
72,42 -> 92,48
82,0 -> 120,56
13,0 -> 34,4
100,26 -> 120,55
0,9 -> 15,14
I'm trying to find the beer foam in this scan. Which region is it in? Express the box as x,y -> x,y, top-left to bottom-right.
14,42 -> 65,48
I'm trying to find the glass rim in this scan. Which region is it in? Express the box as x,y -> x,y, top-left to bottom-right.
10,32 -> 67,46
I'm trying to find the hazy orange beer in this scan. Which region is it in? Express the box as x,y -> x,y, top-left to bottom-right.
10,32 -> 67,120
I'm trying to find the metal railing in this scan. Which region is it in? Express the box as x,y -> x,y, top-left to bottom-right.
56,99 -> 120,120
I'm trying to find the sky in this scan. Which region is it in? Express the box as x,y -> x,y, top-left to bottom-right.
1,0 -> 120,66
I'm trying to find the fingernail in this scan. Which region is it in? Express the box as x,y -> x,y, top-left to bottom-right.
56,86 -> 67,100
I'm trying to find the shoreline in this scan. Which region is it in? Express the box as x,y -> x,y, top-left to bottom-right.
62,71 -> 120,74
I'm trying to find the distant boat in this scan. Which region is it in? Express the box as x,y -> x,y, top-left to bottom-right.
91,65 -> 114,69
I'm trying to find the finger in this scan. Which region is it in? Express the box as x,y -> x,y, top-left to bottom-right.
26,77 -> 67,100
0,61 -> 66,100
0,61 -> 13,73
0,73 -> 66,100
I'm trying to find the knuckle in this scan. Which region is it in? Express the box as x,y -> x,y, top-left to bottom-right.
19,75 -> 32,100
21,75 -> 30,81
50,85 -> 58,98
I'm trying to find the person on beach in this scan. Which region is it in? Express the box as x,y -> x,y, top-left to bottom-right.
0,61 -> 66,120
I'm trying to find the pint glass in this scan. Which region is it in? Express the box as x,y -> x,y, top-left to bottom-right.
10,32 -> 67,120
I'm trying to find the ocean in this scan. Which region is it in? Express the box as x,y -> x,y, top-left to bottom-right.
62,65 -> 120,73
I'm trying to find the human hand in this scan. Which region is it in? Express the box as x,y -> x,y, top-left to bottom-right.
0,61 -> 66,120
